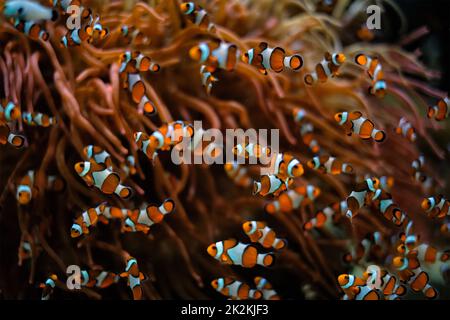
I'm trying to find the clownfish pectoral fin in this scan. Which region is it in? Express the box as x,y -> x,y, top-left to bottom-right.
139,272 -> 147,281
119,272 -> 128,278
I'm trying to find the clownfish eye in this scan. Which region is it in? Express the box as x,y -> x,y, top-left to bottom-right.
18,7 -> 24,14
344,275 -> 349,280
80,163 -> 85,168
212,245 -> 216,250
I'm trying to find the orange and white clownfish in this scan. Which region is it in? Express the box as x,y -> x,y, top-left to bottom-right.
411,155 -> 428,184
354,53 -> 387,97
242,221 -> 287,250
307,155 -> 353,175
4,0 -> 58,22
207,239 -> 275,268
392,255 -> 438,299
304,52 -> 346,85
441,222 -> 450,235
179,2 -> 216,32
16,170 -> 64,205
421,195 -> 449,220
254,277 -> 280,300
85,15 -> 108,41
0,124 -> 26,148
83,145 -> 113,169
120,257 -> 146,300
270,152 -> 304,180
18,233 -> 35,266
351,284 -> 382,300
242,42 -> 303,75
119,51 -> 160,74
427,97 -> 449,121
335,111 -> 386,142
233,142 -> 271,160
80,269 -> 120,289
60,27 -> 90,47
125,73 -> 157,115
211,277 -> 261,300
303,200 -> 347,231
120,25 -> 150,46
74,161 -> 133,199
363,267 -> 406,300
123,199 -> 175,234
40,274 -> 58,300
395,117 -> 416,142
121,155 -> 137,177
265,185 -> 320,215
22,111 -> 56,127
337,274 -> 366,300
189,40 -> 239,72
70,203 -> 106,238
253,174 -> 293,197
379,175 -> 394,193
13,18 -> 49,40
134,122 -> 194,160
409,243 -> 450,264
345,177 -> 381,219
0,101 -> 21,124
372,190 -> 407,226
100,206 -> 130,222
224,161 -> 252,188
200,65 -> 218,95
292,108 -> 320,153
343,235 -> 377,264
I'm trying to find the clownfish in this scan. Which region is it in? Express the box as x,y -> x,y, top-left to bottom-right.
120,25 -> 150,46
200,65 -> 218,95
179,2 -> 216,32
304,52 -> 346,85
134,122 -> 194,160
395,117 -> 416,142
13,18 -> 49,40
270,152 -> 304,180
372,190 -> 407,226
211,277 -> 261,300
189,40 -> 239,72
70,203 -> 106,238
120,257 -> 146,300
242,42 -> 303,75
345,177 -> 381,219
316,0 -> 337,14
343,237 -> 375,264
74,161 -> 133,199
337,274 -> 366,300
60,27 -> 90,47
364,268 -> 406,300
303,200 -> 347,231
80,269 -> 120,289
352,284 -> 382,300
16,170 -> 64,205
392,255 -> 437,299
123,199 -> 175,234
379,175 -> 394,192
307,155 -> 353,175
292,108 -> 321,153
335,111 -> 386,142
125,73 -> 157,115
207,239 -> 275,268
224,161 -> 252,188
121,155 -> 137,177
253,174 -> 293,197
427,97 -> 449,121
119,51 -> 160,74
40,274 -> 58,300
242,221 -> 287,250
354,53 -> 387,97
4,0 -> 58,22
265,185 -> 321,215
0,101 -> 21,124
0,124 -> 26,148
22,111 -> 56,127
254,277 -> 280,300
411,155 -> 427,183
101,206 -> 130,222
410,244 -> 450,264
85,15 -> 108,41
233,142 -> 271,160
421,195 -> 449,220
18,233 -> 36,266
52,0 -> 91,19
83,145 -> 113,169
